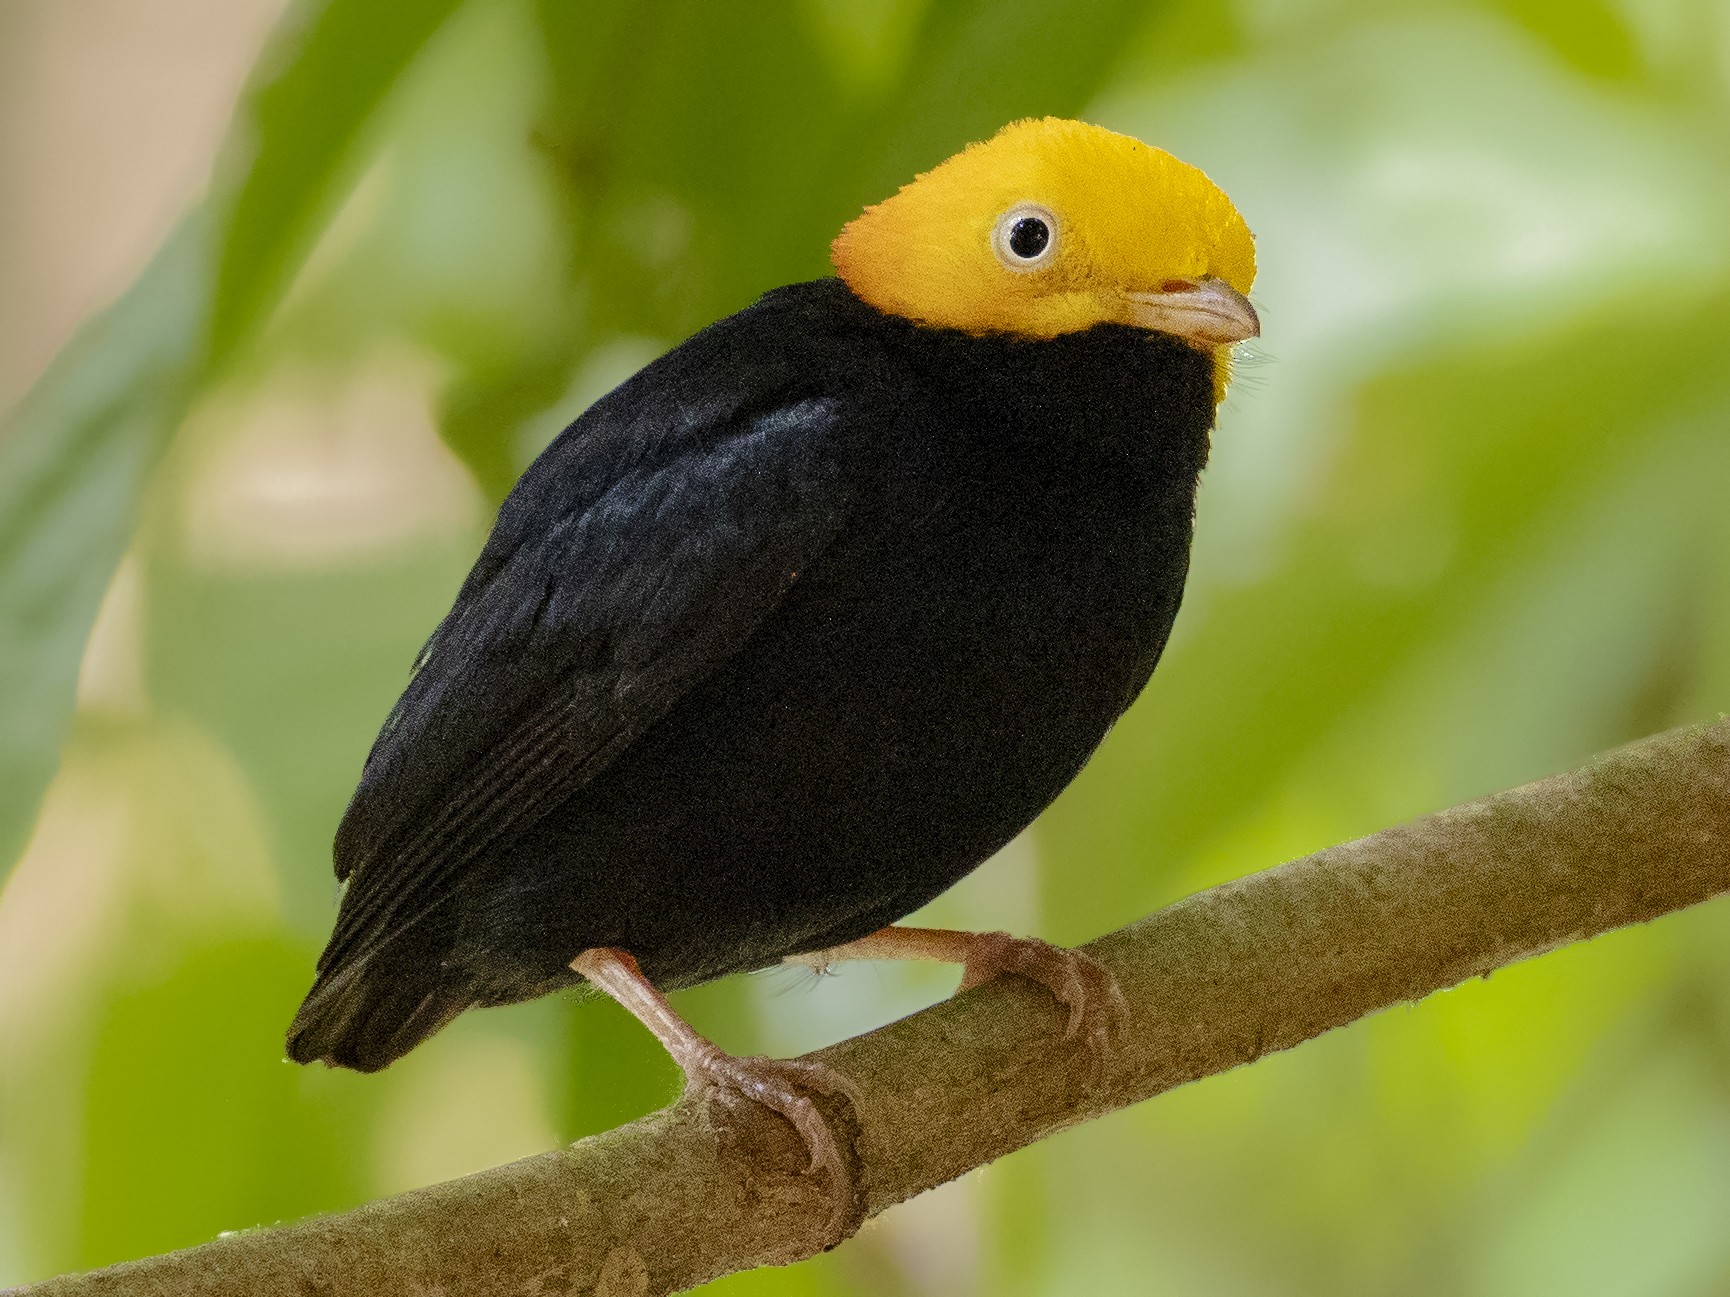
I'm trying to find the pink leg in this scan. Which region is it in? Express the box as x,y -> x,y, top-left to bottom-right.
791,926 -> 1128,1070
570,947 -> 863,1235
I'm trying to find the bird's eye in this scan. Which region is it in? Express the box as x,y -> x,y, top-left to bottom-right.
1008,217 -> 1049,258
992,204 -> 1058,270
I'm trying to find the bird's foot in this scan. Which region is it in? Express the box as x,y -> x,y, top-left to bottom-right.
957,932 -> 1128,1082
571,945 -> 865,1240
682,1045 -> 865,1240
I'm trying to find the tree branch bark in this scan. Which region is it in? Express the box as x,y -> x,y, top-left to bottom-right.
13,719 -> 1730,1297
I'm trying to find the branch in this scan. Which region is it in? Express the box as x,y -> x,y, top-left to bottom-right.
14,720 -> 1730,1297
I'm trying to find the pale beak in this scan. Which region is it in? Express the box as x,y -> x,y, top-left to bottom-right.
1123,277 -> 1260,347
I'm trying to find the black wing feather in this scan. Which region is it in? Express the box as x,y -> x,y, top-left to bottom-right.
316,386 -> 848,979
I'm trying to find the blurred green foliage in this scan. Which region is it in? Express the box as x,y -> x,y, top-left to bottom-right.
1,0 -> 1728,1291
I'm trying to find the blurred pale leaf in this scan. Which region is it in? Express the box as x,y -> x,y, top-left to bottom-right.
0,0 -> 475,881
1492,0 -> 1640,80
1473,1057 -> 1730,1297
75,939 -> 374,1270
844,0 -> 1155,205
0,216 -> 210,877
145,547 -> 482,932
209,0 -> 471,360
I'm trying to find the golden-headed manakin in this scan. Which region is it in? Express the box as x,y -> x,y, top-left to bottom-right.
289,117 -> 1258,1218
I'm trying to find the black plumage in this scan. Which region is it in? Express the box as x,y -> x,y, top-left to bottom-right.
287,275 -> 1216,1072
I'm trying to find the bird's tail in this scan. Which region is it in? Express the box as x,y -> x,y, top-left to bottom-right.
286,945 -> 472,1073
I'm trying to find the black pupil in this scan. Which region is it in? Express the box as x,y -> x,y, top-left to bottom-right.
1007,216 -> 1050,259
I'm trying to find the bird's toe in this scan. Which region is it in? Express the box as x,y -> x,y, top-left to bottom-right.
963,933 -> 1127,1084
685,1049 -> 865,1240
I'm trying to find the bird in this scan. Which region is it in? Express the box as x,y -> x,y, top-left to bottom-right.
287,116 -> 1257,1219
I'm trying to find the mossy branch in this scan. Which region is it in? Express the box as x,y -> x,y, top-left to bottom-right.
12,719 -> 1730,1297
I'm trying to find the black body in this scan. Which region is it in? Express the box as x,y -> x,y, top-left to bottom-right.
288,278 -> 1216,1070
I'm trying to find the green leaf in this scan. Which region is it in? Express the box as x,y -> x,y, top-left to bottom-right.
0,213 -> 212,873
531,0 -> 1158,355
75,938 -> 375,1270
1490,0 -> 1640,81
145,546 -> 484,931
844,0 -> 1156,207
209,0 -> 471,360
0,0 -> 473,880
534,0 -> 853,334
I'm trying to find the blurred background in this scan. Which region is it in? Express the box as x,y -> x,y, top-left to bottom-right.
2,0 -> 1729,1290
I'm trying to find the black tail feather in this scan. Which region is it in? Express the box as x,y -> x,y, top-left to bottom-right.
287,952 -> 472,1073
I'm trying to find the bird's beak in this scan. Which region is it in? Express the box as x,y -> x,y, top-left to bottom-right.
1123,277 -> 1260,347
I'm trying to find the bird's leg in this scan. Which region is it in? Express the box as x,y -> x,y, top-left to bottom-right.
790,926 -> 1128,1073
569,947 -> 864,1234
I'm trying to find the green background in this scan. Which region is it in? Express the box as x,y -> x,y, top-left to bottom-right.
2,0 -> 1729,1291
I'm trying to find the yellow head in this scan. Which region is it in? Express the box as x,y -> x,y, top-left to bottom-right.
832,118 -> 1257,398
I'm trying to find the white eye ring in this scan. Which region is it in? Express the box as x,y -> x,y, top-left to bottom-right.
991,203 -> 1059,271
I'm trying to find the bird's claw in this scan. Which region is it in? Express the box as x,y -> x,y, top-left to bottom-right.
683,1048 -> 865,1237
960,933 -> 1128,1085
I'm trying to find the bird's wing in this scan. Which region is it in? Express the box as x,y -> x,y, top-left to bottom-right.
318,384 -> 849,974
